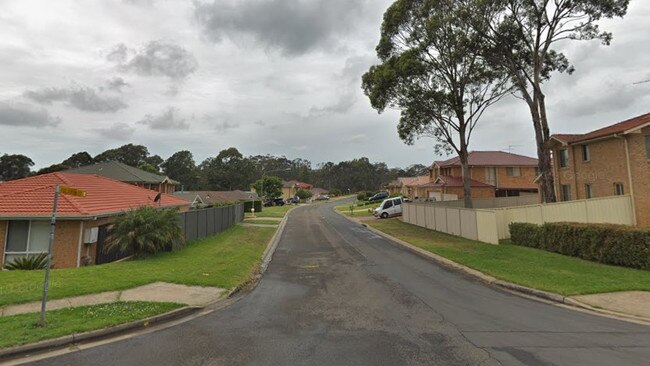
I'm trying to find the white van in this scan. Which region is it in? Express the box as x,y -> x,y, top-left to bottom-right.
373,197 -> 403,218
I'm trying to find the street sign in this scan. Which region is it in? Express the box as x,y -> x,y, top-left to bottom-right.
60,186 -> 86,197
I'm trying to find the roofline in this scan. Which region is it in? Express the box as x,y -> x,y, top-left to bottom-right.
0,203 -> 190,220
556,120 -> 650,146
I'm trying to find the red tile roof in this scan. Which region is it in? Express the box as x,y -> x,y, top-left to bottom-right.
435,151 -> 538,167
418,175 -> 494,188
0,172 -> 189,218
286,180 -> 313,189
387,176 -> 431,188
551,112 -> 650,144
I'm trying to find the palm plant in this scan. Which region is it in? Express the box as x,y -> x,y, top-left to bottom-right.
4,253 -> 49,270
104,206 -> 184,258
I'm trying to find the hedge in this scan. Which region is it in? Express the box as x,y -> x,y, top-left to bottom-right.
243,200 -> 263,213
509,222 -> 650,270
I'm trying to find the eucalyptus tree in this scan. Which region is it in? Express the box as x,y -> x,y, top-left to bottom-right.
362,0 -> 510,208
475,0 -> 629,202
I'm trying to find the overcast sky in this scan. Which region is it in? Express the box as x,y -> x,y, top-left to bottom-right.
1,0 -> 649,170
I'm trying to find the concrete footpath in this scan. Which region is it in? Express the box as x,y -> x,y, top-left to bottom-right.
349,215 -> 650,324
0,282 -> 225,317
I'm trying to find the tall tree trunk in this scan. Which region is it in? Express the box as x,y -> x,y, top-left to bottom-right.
458,150 -> 473,209
537,92 -> 557,203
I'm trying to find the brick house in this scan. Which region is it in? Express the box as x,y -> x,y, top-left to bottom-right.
0,172 -> 189,269
433,151 -> 539,197
550,112 -> 650,226
281,180 -> 313,200
67,161 -> 180,194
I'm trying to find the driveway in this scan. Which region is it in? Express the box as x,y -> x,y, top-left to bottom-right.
28,201 -> 650,365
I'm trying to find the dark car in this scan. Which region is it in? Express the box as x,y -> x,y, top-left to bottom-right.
263,198 -> 285,207
367,191 -> 389,201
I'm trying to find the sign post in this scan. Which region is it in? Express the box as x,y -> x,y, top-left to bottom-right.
39,185 -> 86,326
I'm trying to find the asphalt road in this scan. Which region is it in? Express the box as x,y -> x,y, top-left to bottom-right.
29,202 -> 650,365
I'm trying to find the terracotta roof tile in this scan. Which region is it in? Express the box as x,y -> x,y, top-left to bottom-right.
435,151 -> 538,167
551,112 -> 650,144
418,175 -> 494,188
0,172 -> 189,218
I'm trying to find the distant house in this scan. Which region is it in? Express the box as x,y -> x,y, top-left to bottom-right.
388,151 -> 538,201
550,112 -> 650,226
0,173 -> 189,268
67,161 -> 180,194
433,151 -> 539,197
280,180 -> 313,200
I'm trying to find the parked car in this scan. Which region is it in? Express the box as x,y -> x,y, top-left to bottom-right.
314,195 -> 330,201
264,198 -> 286,207
367,191 -> 389,201
373,197 -> 403,219
287,197 -> 300,204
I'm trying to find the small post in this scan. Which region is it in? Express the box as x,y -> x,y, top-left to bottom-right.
40,184 -> 60,326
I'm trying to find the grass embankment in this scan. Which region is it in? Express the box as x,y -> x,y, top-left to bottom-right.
0,302 -> 182,349
243,219 -> 280,226
335,201 -> 380,217
245,205 -> 293,218
367,218 -> 650,296
0,225 -> 275,307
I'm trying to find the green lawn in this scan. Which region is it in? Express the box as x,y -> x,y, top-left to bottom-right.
0,225 -> 275,307
245,205 -> 293,218
336,202 -> 380,217
367,218 -> 650,296
0,302 -> 182,349
243,219 -> 280,226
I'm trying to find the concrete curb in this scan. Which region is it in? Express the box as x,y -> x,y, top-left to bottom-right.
0,212 -> 294,362
338,212 -> 650,325
0,306 -> 201,361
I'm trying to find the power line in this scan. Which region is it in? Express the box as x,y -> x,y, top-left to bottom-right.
632,79 -> 650,85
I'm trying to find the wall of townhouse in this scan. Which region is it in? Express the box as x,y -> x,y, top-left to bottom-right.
444,186 -> 495,199
495,166 -> 538,189
627,129 -> 650,226
0,221 -> 6,266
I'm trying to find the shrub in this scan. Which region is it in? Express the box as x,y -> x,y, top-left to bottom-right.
509,223 -> 542,248
296,189 -> 312,200
329,188 -> 342,197
243,200 -> 263,213
105,206 -> 185,258
4,253 -> 49,270
509,222 -> 650,269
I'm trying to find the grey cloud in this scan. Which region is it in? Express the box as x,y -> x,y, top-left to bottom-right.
214,120 -> 240,132
110,41 -> 198,80
254,120 -> 266,126
24,85 -> 127,113
104,77 -> 129,92
137,107 -> 189,130
106,43 -> 129,63
554,78 -> 650,117
194,0 -> 367,56
0,101 -> 60,127
309,93 -> 357,117
94,122 -> 135,140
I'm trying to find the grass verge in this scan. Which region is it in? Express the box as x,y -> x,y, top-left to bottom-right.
366,218 -> 650,296
336,202 -> 379,217
0,302 -> 182,349
0,225 -> 275,307
243,219 -> 280,226
245,205 -> 293,218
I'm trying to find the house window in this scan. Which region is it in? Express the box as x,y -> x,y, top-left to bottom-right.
561,185 -> 572,201
485,167 -> 497,186
3,220 -> 50,265
585,184 -> 593,199
506,167 -> 521,177
614,183 -> 625,196
582,145 -> 590,162
646,136 -> 650,159
559,149 -> 569,168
